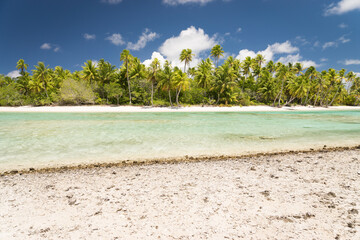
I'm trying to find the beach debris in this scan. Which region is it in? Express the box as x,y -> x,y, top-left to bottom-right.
250,166 -> 256,171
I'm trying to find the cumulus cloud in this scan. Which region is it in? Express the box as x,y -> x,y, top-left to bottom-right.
236,41 -> 298,62
277,54 -> 318,68
6,70 -> 21,78
40,43 -> 52,50
236,27 -> 242,33
325,0 -> 360,15
163,0 -> 215,5
355,72 -> 360,77
106,33 -> 125,46
101,0 -> 123,4
143,52 -> 167,68
127,29 -> 159,51
235,41 -> 317,68
344,59 -> 360,65
83,33 -> 96,40
159,26 -> 217,68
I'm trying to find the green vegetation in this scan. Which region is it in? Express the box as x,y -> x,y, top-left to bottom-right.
1,46 -> 359,107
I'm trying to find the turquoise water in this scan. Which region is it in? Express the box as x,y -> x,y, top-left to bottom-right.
0,111 -> 360,171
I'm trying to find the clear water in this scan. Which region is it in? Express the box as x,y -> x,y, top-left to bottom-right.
0,111 -> 359,171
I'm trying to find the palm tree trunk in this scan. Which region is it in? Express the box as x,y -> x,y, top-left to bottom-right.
126,61 -> 131,105
168,89 -> 172,106
329,87 -> 340,106
278,79 -> 285,107
176,87 -> 182,106
151,82 -> 154,106
313,89 -> 320,107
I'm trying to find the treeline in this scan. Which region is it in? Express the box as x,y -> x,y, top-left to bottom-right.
1,46 -> 359,107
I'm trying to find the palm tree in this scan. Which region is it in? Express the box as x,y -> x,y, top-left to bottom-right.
173,69 -> 190,106
32,62 -> 51,98
210,45 -> 224,68
273,64 -> 293,107
158,61 -> 174,106
147,58 -> 161,106
82,60 -> 98,86
120,49 -> 133,104
179,49 -> 194,73
16,59 -> 28,75
194,58 -> 214,90
213,62 -> 238,104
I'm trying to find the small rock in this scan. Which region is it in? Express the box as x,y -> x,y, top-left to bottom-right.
327,192 -> 336,198
347,222 -> 355,228
348,209 -> 358,215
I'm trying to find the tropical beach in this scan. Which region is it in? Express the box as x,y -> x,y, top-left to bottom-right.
1,0 -> 360,239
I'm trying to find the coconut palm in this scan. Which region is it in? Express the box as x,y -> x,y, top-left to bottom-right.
147,58 -> 161,106
120,49 -> 133,104
32,62 -> 52,98
16,59 -> 28,75
179,49 -> 194,73
158,61 -> 174,106
173,69 -> 190,106
210,45 -> 224,68
82,60 -> 98,86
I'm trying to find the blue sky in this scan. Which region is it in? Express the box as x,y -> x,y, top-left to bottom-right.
1,0 -> 360,77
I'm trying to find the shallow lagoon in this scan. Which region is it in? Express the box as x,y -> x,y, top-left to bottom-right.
0,110 -> 359,171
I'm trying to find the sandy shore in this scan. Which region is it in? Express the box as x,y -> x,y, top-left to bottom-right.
0,105 -> 360,112
1,149 -> 359,239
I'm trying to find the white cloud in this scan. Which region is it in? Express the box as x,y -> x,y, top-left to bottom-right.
355,72 -> 360,77
344,59 -> 360,65
236,49 -> 257,62
277,54 -> 318,68
106,33 -> 125,46
321,58 -> 328,62
143,52 -> 167,68
6,70 -> 21,78
84,33 -> 96,40
235,41 -> 298,62
40,43 -> 51,50
323,41 -> 337,49
339,35 -> 350,43
92,60 -> 99,67
325,0 -> 360,15
163,0 -> 215,5
236,27 -> 242,33
322,35 -> 351,49
127,29 -> 159,51
159,26 -> 217,68
101,0 -> 122,4
339,23 -> 348,28
40,43 -> 60,52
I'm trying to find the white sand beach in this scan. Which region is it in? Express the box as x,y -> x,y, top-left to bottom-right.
1,149 -> 359,239
0,105 -> 359,113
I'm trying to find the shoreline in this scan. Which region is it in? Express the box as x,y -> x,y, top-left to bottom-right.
1,105 -> 360,113
2,144 -> 359,176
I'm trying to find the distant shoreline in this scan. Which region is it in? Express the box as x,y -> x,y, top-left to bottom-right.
1,105 -> 360,113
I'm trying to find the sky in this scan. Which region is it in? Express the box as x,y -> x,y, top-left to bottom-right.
1,0 -> 360,78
